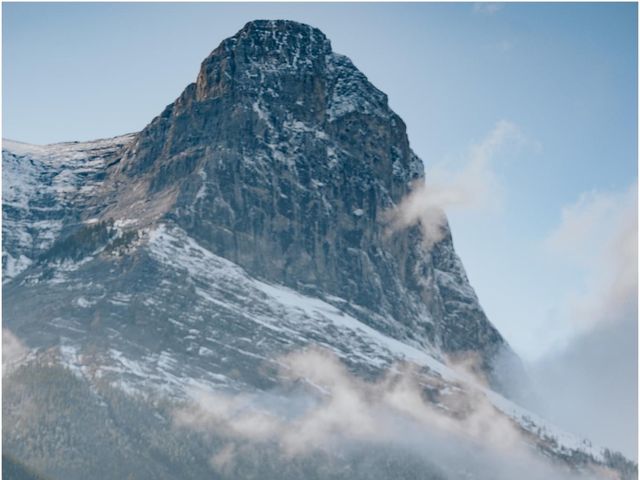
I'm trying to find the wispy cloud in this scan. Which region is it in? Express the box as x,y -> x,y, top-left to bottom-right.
174,348 -> 614,479
544,182 -> 637,333
385,120 -> 524,249
532,182 -> 638,459
473,3 -> 504,15
3,329 -> 27,376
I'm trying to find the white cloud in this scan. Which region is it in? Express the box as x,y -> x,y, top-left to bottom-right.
2,329 -> 27,376
385,120 -> 524,249
174,347 -> 615,479
210,443 -> 237,474
544,183 -> 637,333
531,182 -> 638,459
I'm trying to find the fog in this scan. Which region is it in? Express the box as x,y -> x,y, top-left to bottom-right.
530,183 -> 638,460
174,348 -> 620,479
2,328 -> 27,376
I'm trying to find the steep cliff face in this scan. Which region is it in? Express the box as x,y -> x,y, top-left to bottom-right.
93,20 -> 519,384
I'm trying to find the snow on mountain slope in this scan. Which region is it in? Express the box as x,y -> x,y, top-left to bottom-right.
3,220 -> 612,467
2,135 -> 134,282
143,224 -> 617,464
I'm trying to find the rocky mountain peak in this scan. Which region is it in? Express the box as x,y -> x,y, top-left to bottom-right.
110,20 -> 423,218
195,19 -> 332,102
7,20 -> 526,401
92,21 -> 525,399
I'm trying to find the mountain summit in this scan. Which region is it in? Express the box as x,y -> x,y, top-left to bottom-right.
3,19 -> 635,480
103,19 -> 523,391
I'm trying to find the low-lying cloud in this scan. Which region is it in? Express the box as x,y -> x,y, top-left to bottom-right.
3,328 -> 27,376
174,348 -> 619,479
532,182 -> 638,460
385,120 -> 524,249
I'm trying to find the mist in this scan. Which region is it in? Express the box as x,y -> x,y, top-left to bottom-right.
2,328 -> 28,376
174,348 -> 620,479
530,183 -> 638,460
530,313 -> 637,460
385,120 -> 524,249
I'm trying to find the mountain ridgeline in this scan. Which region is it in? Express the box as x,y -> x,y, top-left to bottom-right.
3,19 -> 634,480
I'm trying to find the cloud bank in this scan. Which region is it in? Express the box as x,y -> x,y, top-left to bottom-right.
174,348 -> 618,479
544,183 -> 637,334
532,183 -> 638,460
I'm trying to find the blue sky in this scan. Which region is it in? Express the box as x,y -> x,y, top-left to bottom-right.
2,2 -> 637,362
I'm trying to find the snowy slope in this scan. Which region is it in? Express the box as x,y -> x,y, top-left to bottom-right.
3,220 -> 613,467
2,135 -> 134,282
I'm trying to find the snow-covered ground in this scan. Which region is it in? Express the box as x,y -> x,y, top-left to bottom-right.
147,224 -> 611,463
2,135 -> 134,282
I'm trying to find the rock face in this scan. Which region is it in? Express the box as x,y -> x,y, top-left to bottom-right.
98,20 -> 520,386
6,18 -> 632,480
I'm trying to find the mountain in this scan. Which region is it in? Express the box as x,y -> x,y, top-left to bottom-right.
2,19 -> 636,480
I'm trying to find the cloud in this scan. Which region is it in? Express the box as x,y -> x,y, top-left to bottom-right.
3,329 -> 28,376
174,347 -> 617,479
385,120 -> 524,249
544,183 -> 637,333
530,182 -> 638,460
210,443 -> 237,474
531,314 -> 638,461
473,3 -> 504,15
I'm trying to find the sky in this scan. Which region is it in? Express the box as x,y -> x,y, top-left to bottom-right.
2,1 -> 638,458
